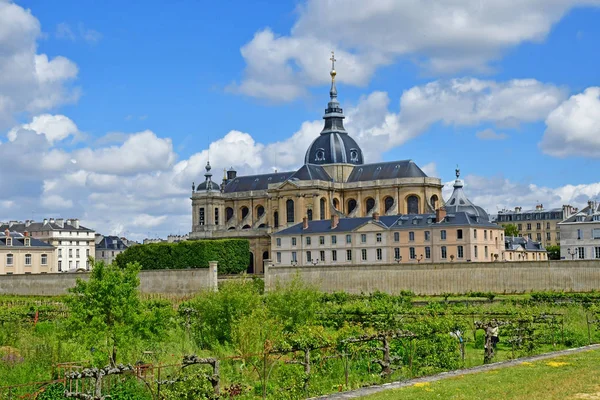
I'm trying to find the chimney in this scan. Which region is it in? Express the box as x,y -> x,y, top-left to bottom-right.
43,218 -> 48,225
56,218 -> 64,228
302,217 -> 309,230
372,212 -> 380,221
24,231 -> 29,237
72,219 -> 80,229
25,220 -> 31,227
436,207 -> 447,223
331,214 -> 339,229
4,229 -> 9,237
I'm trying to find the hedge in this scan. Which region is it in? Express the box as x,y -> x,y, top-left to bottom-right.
114,239 -> 250,274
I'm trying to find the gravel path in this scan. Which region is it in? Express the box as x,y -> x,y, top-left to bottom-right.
310,344 -> 600,399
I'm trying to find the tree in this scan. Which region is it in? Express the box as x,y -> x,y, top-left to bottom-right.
503,224 -> 520,237
546,245 -> 561,260
65,261 -> 144,366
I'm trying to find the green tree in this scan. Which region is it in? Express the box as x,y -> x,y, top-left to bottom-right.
503,223 -> 520,237
546,245 -> 561,260
65,261 -> 144,366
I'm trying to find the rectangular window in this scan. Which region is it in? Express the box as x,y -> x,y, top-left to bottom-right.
25,254 -> 32,265
376,248 -> 383,260
484,246 -> 488,259
69,249 -> 72,257
394,232 -> 400,242
441,230 -> 447,240
6,254 -> 13,266
409,232 -> 415,241
484,230 -> 487,240
331,235 -> 337,245
409,247 -> 416,259
578,247 -> 585,259
86,249 -> 90,257
578,229 -> 583,240
76,249 -> 80,258
319,236 -> 325,245
291,252 -> 297,262
528,233 -> 532,239
593,229 -> 600,239
102,251 -> 105,257
556,232 -> 561,240
58,248 -> 62,257
457,229 -> 463,239
537,223 -> 541,230
546,232 -> 551,241
457,245 -> 464,258
376,233 -> 382,242
276,238 -> 281,247
518,224 -> 522,230
347,249 -> 352,261
292,237 -> 297,246
595,247 -> 600,259
306,251 -> 312,263
361,249 -> 367,261
276,252 -> 281,263
306,237 -> 311,245
441,246 -> 447,259
361,234 -> 367,243
346,235 -> 352,244
536,233 -> 541,241
76,261 -> 80,268
424,231 -> 430,241
215,208 -> 219,225
199,207 -> 205,226
320,250 -> 325,262
394,247 -> 400,260
547,222 -> 550,229
41,254 -> 48,265
58,260 -> 62,271
527,223 -> 532,230
474,245 -> 478,259
425,246 -> 431,259
332,250 -> 337,262
474,229 -> 477,239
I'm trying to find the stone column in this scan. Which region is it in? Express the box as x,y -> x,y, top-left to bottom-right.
208,261 -> 218,291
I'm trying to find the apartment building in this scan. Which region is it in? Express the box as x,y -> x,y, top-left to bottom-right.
0,219 -> 95,272
559,201 -> 600,260
504,236 -> 547,261
95,235 -> 130,265
0,230 -> 56,275
496,204 -> 576,246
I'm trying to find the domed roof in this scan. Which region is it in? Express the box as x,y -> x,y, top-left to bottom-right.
444,168 -> 489,221
195,161 -> 220,192
304,52 -> 364,166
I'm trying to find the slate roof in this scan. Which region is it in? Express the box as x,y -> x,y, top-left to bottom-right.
96,235 -> 129,251
0,232 -> 54,248
288,164 -> 331,182
444,176 -> 489,221
196,180 -> 220,191
274,212 -> 499,236
346,160 -> 427,182
504,236 -> 546,252
0,221 -> 93,233
222,171 -> 295,193
560,203 -> 600,223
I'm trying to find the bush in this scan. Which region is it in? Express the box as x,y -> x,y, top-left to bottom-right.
115,239 -> 249,274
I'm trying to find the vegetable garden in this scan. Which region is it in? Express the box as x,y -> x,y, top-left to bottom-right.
1,262 -> 600,399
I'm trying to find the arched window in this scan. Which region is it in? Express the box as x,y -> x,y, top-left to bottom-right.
320,197 -> 326,220
347,199 -> 357,214
214,208 -> 219,225
199,207 -> 205,226
242,225 -> 251,230
307,209 -> 313,221
407,195 -> 419,214
257,205 -> 265,218
226,207 -> 234,222
241,206 -> 249,219
430,195 -> 439,210
384,197 -> 394,213
274,211 -> 279,227
286,199 -> 295,223
365,198 -> 375,214
333,198 -> 340,210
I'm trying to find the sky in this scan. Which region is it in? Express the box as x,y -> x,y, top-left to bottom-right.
1,0 -> 600,241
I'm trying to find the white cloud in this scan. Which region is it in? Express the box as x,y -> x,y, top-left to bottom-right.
8,114 -> 79,143
42,194 -> 73,210
476,128 -> 508,140
421,162 -> 438,177
55,22 -> 101,43
0,1 -> 79,128
539,87 -> 600,158
132,214 -> 168,229
234,0 -> 600,101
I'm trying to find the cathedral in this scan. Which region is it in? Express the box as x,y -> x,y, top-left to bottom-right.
190,55 -> 443,272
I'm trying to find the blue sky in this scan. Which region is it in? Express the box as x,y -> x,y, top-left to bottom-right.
2,0 -> 600,239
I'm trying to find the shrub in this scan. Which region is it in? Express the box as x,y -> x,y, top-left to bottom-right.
115,239 -> 249,274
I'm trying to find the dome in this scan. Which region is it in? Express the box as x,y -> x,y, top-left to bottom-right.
444,168 -> 489,220
304,53 -> 364,166
196,161 -> 220,192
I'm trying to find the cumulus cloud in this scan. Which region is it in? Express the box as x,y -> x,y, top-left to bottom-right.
8,114 -> 80,143
0,1 -> 79,128
476,128 -> 508,140
539,87 -> 600,157
234,0 -> 600,101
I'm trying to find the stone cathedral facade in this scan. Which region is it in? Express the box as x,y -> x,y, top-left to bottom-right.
190,57 -> 443,272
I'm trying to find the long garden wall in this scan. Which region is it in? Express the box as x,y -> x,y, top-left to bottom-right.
264,260 -> 600,295
0,262 -> 218,296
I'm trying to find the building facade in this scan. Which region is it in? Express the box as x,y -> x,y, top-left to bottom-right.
272,170 -> 505,266
504,236 -> 547,261
190,58 -> 443,273
559,201 -> 600,260
95,235 -> 129,265
495,204 -> 576,247
0,219 -> 95,272
0,230 -> 56,275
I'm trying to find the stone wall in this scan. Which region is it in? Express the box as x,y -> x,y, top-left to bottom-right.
0,262 -> 218,296
265,260 -> 600,295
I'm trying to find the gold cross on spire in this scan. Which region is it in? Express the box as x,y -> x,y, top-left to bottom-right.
330,51 -> 337,80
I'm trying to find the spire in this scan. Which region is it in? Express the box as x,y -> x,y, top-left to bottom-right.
453,165 -> 463,188
321,51 -> 346,135
204,161 -> 213,191
329,51 -> 337,100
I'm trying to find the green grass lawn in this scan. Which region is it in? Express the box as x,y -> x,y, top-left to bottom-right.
360,348 -> 600,400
